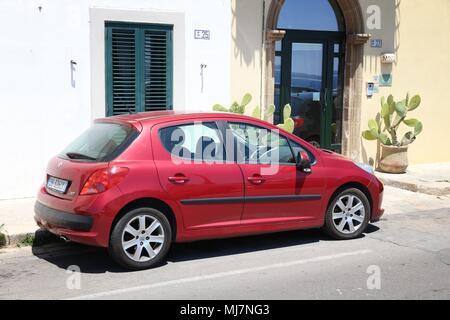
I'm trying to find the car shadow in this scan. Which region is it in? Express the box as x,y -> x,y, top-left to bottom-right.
167,228 -> 325,263
31,224 -> 380,274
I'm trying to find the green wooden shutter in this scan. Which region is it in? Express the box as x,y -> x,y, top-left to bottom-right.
106,27 -> 137,115
106,23 -> 173,116
143,29 -> 172,112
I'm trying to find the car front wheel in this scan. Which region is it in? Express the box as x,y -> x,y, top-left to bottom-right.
323,188 -> 370,240
109,207 -> 172,270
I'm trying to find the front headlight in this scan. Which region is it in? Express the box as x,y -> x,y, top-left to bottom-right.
354,162 -> 375,175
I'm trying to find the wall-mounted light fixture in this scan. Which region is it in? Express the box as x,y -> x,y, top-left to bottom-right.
380,53 -> 396,64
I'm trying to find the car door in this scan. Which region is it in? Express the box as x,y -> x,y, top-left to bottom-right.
226,121 -> 325,224
152,120 -> 244,230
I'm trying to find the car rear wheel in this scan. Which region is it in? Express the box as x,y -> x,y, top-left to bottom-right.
109,207 -> 172,270
323,188 -> 370,240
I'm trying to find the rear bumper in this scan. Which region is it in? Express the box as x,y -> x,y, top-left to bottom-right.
34,201 -> 93,231
33,185 -> 124,247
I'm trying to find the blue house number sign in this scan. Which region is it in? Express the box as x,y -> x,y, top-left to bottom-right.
370,39 -> 383,48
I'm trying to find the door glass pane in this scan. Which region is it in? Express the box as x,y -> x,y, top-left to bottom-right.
278,0 -> 344,31
275,40 -> 282,52
228,123 -> 295,165
159,122 -> 224,161
334,43 -> 340,53
290,43 -> 323,148
331,56 -> 343,148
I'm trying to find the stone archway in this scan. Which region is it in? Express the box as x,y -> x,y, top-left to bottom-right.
263,0 -> 370,158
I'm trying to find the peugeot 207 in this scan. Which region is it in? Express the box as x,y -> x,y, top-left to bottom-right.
34,111 -> 384,270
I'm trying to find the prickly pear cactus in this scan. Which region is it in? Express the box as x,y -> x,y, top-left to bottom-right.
212,95 -> 294,133
213,93 -> 252,115
263,104 -> 275,122
362,93 -> 423,147
276,104 -> 295,133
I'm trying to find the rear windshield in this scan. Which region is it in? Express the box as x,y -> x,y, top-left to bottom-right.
59,122 -> 138,162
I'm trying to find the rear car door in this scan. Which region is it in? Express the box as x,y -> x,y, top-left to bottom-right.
152,120 -> 244,230
226,121 -> 325,224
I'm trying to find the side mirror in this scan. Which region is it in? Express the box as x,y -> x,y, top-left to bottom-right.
297,151 -> 312,174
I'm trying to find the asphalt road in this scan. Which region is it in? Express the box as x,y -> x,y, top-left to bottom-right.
1,187 -> 450,300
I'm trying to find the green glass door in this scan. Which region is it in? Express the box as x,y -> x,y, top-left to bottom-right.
276,31 -> 345,152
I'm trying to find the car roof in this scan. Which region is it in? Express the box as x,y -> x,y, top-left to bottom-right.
95,110 -> 320,153
97,110 -> 265,126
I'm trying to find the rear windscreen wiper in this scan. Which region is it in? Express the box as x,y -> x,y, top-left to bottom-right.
65,152 -> 97,161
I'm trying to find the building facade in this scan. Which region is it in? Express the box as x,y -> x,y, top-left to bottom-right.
0,0 -> 449,199
231,0 -> 450,166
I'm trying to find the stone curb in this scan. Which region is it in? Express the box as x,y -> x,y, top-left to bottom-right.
0,229 -> 60,248
376,175 -> 450,197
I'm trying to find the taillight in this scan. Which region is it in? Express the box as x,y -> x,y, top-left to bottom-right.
80,167 -> 129,195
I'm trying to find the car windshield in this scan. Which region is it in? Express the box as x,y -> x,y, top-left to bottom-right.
60,122 -> 137,162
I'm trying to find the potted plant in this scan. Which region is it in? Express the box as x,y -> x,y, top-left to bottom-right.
362,93 -> 423,173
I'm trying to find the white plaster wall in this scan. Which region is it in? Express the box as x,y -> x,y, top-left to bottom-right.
0,0 -> 231,199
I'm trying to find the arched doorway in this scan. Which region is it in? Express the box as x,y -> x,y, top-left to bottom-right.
265,0 -> 369,157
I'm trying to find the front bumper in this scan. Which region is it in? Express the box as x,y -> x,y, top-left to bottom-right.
34,201 -> 93,231
369,177 -> 385,222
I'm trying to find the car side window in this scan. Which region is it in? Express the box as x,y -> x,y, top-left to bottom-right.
228,122 -> 295,165
159,122 -> 225,161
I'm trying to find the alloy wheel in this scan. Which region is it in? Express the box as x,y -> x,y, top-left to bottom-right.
331,194 -> 365,234
121,215 -> 165,262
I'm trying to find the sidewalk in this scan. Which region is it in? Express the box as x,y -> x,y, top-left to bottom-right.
0,198 -> 38,245
375,162 -> 450,196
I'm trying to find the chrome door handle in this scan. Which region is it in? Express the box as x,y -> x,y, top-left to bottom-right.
168,175 -> 189,184
247,175 -> 265,185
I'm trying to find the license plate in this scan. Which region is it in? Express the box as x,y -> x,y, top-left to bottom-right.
47,176 -> 69,194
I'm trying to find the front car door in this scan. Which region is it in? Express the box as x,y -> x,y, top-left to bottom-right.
152,120 -> 244,230
225,121 -> 325,226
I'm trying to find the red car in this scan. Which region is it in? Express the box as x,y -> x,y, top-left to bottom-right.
34,111 -> 384,270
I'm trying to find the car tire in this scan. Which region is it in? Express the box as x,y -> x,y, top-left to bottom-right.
323,188 -> 370,240
109,207 -> 172,270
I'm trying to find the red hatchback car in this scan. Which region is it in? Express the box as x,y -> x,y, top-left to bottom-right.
35,111 -> 384,270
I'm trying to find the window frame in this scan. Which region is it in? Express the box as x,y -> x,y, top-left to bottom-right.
105,21 -> 173,116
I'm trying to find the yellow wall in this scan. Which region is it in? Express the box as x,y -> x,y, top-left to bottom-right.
360,0 -> 450,165
230,0 -> 264,112
230,0 -> 450,164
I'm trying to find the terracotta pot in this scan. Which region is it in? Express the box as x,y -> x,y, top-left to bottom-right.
378,145 -> 409,174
